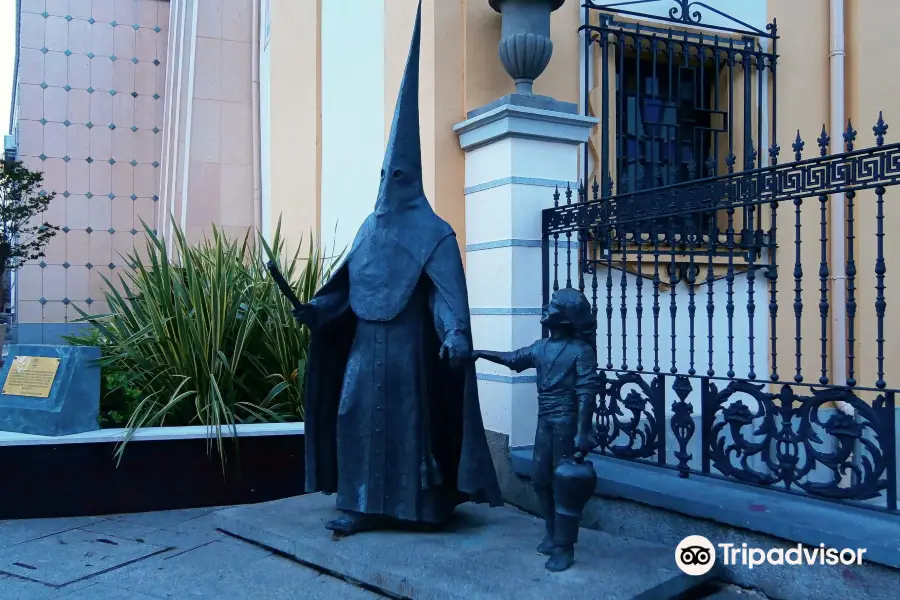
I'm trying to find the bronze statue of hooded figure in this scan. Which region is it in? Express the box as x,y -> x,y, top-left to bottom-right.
292,1 -> 503,535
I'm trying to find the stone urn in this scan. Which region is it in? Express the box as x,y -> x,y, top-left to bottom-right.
489,0 -> 566,95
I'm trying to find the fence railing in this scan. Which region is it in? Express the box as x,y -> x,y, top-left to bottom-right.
541,114 -> 899,513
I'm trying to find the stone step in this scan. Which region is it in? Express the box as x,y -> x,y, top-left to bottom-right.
214,493 -> 719,600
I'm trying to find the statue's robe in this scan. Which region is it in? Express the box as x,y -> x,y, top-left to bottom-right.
302,214 -> 503,523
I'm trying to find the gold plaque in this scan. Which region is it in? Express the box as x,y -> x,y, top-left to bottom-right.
2,356 -> 61,398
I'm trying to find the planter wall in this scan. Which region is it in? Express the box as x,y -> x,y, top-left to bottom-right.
0,423 -> 305,520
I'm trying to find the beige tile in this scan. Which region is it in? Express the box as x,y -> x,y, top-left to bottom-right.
111,162 -> 135,196
186,161 -> 221,226
89,161 -> 111,194
89,231 -> 113,265
66,160 -> 90,194
222,0 -> 252,43
45,17 -> 68,52
132,232 -> 153,264
219,164 -> 253,227
136,0 -> 158,28
21,0 -> 45,14
89,126 -> 112,160
18,47 -> 44,86
70,0 -> 92,20
193,37 -> 221,101
91,22 -> 114,56
220,101 -> 252,165
114,0 -> 136,24
66,229 -> 91,264
91,57 -> 114,90
220,41 -> 251,103
113,25 -> 136,58
135,27 -> 156,60
17,120 -> 44,156
19,155 -> 44,171
66,195 -> 91,229
154,95 -> 164,127
45,196 -> 67,229
18,84 -> 44,120
44,51 -> 68,87
112,197 -> 134,231
89,197 -> 112,230
112,59 -> 134,92
17,266 -> 44,301
112,92 -> 135,124
156,28 -> 168,64
157,0 -> 170,30
190,99 -> 221,163
68,54 -> 91,89
44,85 -> 68,122
66,124 -> 91,160
134,163 -> 157,197
18,300 -> 44,322
43,301 -> 67,322
45,0 -> 66,17
67,88 -> 90,122
43,225 -> 67,261
88,268 -> 109,297
66,267 -> 91,301
134,62 -> 156,95
197,0 -> 223,39
154,128 -> 162,162
44,122 -> 68,158
111,128 -> 134,160
19,13 -> 45,50
89,299 -> 110,316
112,231 -> 136,259
133,197 -> 155,228
68,18 -> 92,54
41,157 -> 67,192
89,88 -> 113,124
92,0 -> 115,23
134,94 -> 155,129
42,265 -> 67,299
155,65 -> 166,98
67,301 -> 90,321
134,129 -> 155,163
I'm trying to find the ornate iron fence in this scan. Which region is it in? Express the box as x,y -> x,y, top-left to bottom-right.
542,115 -> 899,513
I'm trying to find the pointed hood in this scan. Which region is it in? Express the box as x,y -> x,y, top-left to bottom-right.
374,0 -> 427,215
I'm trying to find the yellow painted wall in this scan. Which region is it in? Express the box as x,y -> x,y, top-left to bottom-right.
266,0 -> 321,262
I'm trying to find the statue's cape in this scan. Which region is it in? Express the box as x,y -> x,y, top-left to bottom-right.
346,206 -> 454,321
302,259 -> 504,508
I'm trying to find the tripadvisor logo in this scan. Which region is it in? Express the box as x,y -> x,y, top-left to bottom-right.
675,536 -> 867,576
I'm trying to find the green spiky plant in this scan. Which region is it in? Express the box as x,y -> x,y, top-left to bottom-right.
65,216 -> 341,466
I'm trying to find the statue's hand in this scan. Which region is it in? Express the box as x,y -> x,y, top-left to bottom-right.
291,303 -> 316,327
439,330 -> 471,369
574,430 -> 598,454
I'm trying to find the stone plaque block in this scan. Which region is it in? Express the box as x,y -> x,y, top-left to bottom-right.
0,344 -> 102,436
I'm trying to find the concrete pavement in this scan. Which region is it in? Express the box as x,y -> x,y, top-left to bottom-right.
0,506 -> 385,599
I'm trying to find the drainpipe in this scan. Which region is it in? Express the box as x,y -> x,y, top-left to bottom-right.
829,0 -> 853,415
251,0 -> 262,240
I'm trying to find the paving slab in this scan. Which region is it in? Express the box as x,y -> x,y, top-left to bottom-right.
0,529 -> 169,587
215,493 -> 718,600
0,516 -> 107,548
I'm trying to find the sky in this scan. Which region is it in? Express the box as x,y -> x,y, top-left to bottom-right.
1,0 -> 15,135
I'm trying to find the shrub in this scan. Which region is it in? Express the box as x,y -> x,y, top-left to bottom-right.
67,217 -> 338,462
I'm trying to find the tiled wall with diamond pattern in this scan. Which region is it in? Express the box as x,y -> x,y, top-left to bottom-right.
14,0 -> 169,343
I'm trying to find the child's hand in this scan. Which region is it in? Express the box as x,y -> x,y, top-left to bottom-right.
574,431 -> 598,453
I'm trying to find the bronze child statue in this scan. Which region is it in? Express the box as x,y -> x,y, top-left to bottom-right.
472,288 -> 599,572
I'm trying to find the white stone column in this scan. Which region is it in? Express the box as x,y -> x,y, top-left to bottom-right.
453,98 -> 596,447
